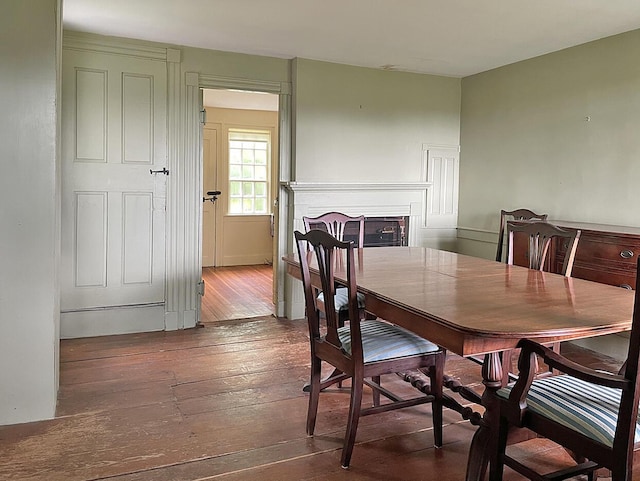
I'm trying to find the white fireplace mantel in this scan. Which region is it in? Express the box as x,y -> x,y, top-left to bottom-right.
283,150 -> 459,320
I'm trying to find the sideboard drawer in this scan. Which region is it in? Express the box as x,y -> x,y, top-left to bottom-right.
518,221 -> 640,289
575,236 -> 639,266
569,264 -> 635,289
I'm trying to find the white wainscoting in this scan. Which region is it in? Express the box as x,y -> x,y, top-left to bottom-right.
456,226 -> 499,260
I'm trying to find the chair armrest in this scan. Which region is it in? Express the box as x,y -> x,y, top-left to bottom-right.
519,339 -> 626,388
507,338 -> 630,422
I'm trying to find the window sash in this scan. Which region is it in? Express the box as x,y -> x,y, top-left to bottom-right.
228,130 -> 270,215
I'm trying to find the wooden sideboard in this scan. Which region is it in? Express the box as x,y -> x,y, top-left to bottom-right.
514,221 -> 640,290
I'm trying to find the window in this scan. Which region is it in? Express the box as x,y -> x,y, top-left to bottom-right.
228,130 -> 270,215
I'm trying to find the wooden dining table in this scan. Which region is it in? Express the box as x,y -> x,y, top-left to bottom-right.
282,246 -> 635,481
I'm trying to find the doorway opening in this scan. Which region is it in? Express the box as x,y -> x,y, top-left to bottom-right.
199,88 -> 279,322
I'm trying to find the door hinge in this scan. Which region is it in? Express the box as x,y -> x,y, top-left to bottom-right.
197,279 -> 205,296
199,109 -> 207,125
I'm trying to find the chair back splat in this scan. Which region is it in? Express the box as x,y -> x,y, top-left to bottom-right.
303,211 -> 365,247
294,229 -> 446,468
496,208 -> 548,262
506,220 -> 580,277
489,256 -> 640,480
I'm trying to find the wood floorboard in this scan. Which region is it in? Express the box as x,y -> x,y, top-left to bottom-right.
201,264 -> 274,322
0,266 -> 627,480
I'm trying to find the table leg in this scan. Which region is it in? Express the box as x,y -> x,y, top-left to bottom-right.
465,351 -> 504,481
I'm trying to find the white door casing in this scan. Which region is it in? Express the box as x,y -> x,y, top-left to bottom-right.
191,74 -> 292,318
60,49 -> 167,338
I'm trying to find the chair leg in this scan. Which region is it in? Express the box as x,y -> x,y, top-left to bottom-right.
306,355 -> 322,436
341,372 -> 364,468
372,375 -> 381,407
429,355 -> 445,448
336,310 -> 349,389
302,308 -> 345,393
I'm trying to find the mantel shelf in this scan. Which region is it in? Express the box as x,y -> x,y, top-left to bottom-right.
282,181 -> 431,192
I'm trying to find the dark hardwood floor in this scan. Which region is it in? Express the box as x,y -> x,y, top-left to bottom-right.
201,264 -> 274,322
0,266 -> 626,480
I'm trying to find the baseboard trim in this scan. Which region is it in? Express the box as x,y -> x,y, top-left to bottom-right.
61,304 -> 165,339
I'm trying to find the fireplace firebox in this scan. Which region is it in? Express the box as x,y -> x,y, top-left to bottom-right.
306,216 -> 408,247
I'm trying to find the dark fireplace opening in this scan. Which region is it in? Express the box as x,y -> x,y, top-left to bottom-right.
325,216 -> 408,247
305,216 -> 409,247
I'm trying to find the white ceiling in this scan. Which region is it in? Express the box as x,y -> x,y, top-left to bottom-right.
63,0 -> 640,78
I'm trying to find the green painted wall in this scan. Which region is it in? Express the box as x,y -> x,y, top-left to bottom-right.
459,29 -> 640,259
293,59 -> 461,182
1,0 -> 60,425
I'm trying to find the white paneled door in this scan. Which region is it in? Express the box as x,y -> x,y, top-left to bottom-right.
61,49 -> 167,338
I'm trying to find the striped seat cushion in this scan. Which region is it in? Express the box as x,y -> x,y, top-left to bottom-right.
317,287 -> 366,312
497,375 -> 640,447
337,320 -> 440,363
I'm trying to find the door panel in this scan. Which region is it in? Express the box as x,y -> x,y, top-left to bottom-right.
61,49 -> 167,337
221,215 -> 272,266
202,127 -> 218,267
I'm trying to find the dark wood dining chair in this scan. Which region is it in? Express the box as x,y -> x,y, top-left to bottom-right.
506,220 -> 580,277
488,257 -> 640,481
302,212 -> 368,326
496,209 -> 548,262
503,220 -> 581,376
303,212 -> 365,247
294,229 -> 446,468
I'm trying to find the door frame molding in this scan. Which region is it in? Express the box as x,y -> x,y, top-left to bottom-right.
179,73 -> 292,326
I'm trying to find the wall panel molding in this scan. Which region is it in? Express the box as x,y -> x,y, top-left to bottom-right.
75,68 -> 107,162
122,192 -> 153,285
74,191 -> 107,288
122,74 -> 154,164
